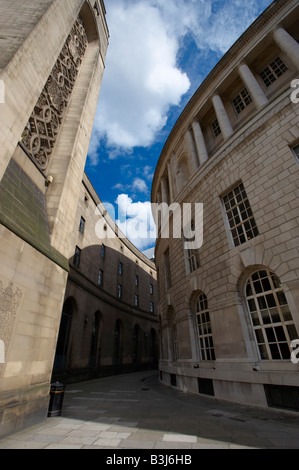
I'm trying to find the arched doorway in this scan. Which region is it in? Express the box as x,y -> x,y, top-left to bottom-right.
132,324 -> 141,364
89,311 -> 103,368
53,297 -> 76,371
113,319 -> 123,367
149,328 -> 158,365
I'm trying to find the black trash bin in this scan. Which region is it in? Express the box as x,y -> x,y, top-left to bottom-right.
48,382 -> 65,417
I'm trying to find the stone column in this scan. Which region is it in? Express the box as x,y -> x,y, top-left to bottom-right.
273,27 -> 299,70
238,62 -> 268,109
184,128 -> 200,171
212,94 -> 233,139
192,120 -> 208,165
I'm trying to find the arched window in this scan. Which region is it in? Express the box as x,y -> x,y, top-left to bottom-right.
245,268 -> 298,360
195,293 -> 215,361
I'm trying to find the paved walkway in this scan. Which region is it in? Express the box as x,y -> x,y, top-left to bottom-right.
1,371 -> 299,449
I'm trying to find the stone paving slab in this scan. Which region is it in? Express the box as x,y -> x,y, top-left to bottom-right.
0,370 -> 299,450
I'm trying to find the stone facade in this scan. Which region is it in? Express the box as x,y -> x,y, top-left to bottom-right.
52,173 -> 158,382
152,0 -> 299,412
0,1 -> 109,437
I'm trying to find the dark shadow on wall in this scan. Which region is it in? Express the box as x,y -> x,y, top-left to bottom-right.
51,244 -> 159,384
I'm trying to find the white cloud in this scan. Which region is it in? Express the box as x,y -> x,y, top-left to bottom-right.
88,0 -> 191,163
88,0 -> 272,165
115,194 -> 156,251
132,178 -> 148,194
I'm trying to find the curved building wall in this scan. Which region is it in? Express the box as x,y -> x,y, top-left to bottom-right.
52,173 -> 158,382
152,0 -> 299,411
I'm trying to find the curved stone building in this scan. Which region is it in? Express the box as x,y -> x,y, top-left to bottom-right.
52,173 -> 158,383
152,0 -> 299,411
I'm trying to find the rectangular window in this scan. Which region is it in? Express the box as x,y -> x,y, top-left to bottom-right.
135,275 -> 139,287
101,244 -> 105,259
259,57 -> 288,88
98,269 -> 103,287
150,283 -> 153,295
117,284 -> 122,299
164,248 -> 172,290
134,294 -> 139,307
74,246 -> 81,267
79,216 -> 85,234
187,248 -> 200,273
150,301 -> 154,313
223,182 -> 259,247
232,88 -> 252,114
212,118 -> 221,138
118,262 -> 123,275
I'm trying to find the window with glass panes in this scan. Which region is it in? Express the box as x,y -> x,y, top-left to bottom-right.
245,269 -> 298,360
98,269 -> 103,286
212,118 -> 221,138
79,216 -> 85,234
259,57 -> 288,88
223,183 -> 259,247
196,293 -> 215,361
232,88 -> 252,114
187,248 -> 200,273
74,246 -> 81,267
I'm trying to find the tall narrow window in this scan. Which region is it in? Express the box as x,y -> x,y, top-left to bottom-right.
117,284 -> 122,299
118,262 -> 123,275
134,294 -> 139,308
187,248 -> 200,273
79,216 -> 85,234
135,275 -> 139,287
150,301 -> 154,313
74,246 -> 81,267
150,283 -> 153,295
245,269 -> 298,360
212,118 -> 221,138
196,293 -> 215,361
164,248 -> 172,290
223,182 -> 259,247
101,244 -> 105,259
98,269 -> 103,287
173,322 -> 179,361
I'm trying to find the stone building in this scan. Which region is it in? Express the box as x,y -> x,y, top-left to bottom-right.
0,0 -> 109,437
52,173 -> 158,383
152,0 -> 299,412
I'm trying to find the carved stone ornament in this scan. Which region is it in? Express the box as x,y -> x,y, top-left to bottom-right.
21,17 -> 88,171
0,279 -> 23,367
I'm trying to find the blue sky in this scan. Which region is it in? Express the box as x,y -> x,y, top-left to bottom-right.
85,0 -> 273,253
